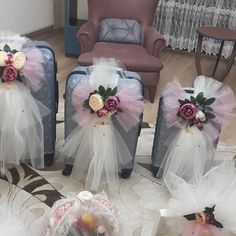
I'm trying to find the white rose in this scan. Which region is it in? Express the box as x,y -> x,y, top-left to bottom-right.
89,93 -> 104,112
0,51 -> 7,67
12,51 -> 26,70
196,110 -> 206,121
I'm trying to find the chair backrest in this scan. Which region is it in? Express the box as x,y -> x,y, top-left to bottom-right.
87,0 -> 159,36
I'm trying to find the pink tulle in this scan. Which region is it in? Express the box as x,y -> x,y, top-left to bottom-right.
72,80 -> 143,130
72,81 -> 97,127
183,222 -> 222,236
116,83 -> 144,131
21,47 -> 45,92
210,86 -> 236,126
162,79 -> 190,128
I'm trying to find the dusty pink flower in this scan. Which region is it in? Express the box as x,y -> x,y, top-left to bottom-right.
98,108 -> 109,117
5,52 -> 14,65
196,121 -> 204,130
1,65 -> 18,82
179,103 -> 197,120
104,96 -> 120,112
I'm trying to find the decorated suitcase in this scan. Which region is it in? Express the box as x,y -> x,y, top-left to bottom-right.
63,66 -> 143,178
151,89 -> 220,178
33,41 -> 58,166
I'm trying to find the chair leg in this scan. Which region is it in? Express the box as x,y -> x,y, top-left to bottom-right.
148,86 -> 157,103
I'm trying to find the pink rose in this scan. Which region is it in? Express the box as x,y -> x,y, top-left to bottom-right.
5,52 -> 14,65
98,108 -> 109,117
179,103 -> 197,120
104,96 -> 120,112
196,121 -> 204,130
1,65 -> 18,82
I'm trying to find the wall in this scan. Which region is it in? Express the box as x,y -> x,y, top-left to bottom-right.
77,0 -> 88,19
0,0 -> 53,34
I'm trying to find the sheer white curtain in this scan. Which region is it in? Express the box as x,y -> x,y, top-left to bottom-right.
155,0 -> 236,58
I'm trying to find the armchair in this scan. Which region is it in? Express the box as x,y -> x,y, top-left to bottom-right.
77,0 -> 166,103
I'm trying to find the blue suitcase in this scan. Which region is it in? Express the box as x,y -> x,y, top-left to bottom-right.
63,66 -> 143,178
32,41 -> 58,166
151,89 -> 220,178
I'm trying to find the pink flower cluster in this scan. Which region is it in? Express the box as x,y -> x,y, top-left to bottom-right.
179,102 -> 206,130
1,52 -> 18,82
98,96 -> 120,117
0,48 -> 26,83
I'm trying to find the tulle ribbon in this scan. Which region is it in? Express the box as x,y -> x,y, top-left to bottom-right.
164,163 -> 236,236
183,221 -> 222,236
63,59 -> 144,192
158,76 -> 236,181
0,33 -> 47,173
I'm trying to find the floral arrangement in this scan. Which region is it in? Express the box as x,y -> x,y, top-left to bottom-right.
47,191 -> 123,236
0,44 -> 27,83
178,92 -> 216,130
184,205 -> 223,229
83,85 -> 122,117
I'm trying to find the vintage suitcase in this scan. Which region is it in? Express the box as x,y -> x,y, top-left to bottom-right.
32,41 -> 58,166
151,89 -> 220,178
63,66 -> 143,178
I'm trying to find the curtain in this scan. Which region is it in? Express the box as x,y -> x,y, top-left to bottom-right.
154,0 -> 236,58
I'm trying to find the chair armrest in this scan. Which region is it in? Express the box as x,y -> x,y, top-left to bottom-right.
144,26 -> 166,57
77,22 -> 98,53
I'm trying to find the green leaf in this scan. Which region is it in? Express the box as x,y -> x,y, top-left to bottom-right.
184,99 -> 191,103
188,120 -> 195,127
3,44 -> 11,52
178,99 -> 185,105
98,85 -> 105,95
117,107 -> 123,112
111,87 -> 117,96
106,87 -> 112,95
11,49 -> 18,54
205,112 -> 216,119
190,96 -> 196,103
196,92 -> 204,102
17,75 -> 24,82
83,99 -> 90,108
204,106 -> 213,112
205,97 -> 216,105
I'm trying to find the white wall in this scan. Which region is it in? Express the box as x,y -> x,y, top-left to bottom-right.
0,0 -> 53,34
77,0 -> 88,20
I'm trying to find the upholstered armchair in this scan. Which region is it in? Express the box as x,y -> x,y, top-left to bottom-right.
77,0 -> 166,103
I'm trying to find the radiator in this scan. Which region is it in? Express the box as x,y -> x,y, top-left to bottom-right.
0,0 -> 53,34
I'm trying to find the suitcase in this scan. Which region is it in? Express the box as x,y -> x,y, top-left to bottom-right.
151,89 -> 220,178
32,41 -> 58,166
63,66 -> 143,178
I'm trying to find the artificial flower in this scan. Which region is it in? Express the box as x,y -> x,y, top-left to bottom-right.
89,93 -> 104,112
0,51 -> 7,66
104,96 -> 120,111
196,110 -> 206,121
1,65 -> 18,82
98,107 -> 109,117
177,91 -> 216,130
12,51 -> 26,70
5,52 -> 14,65
179,103 -> 197,120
